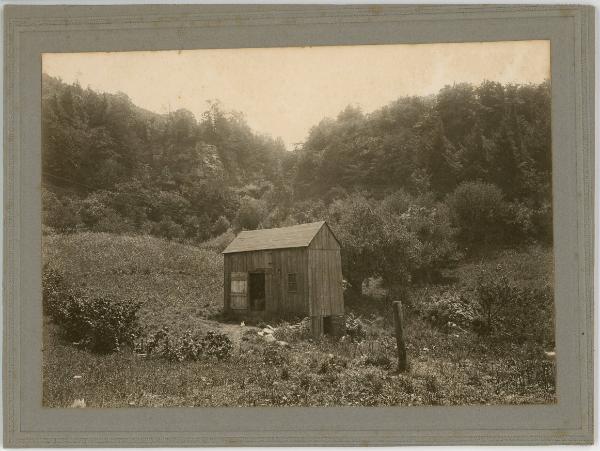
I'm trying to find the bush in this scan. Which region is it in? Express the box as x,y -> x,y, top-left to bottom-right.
262,345 -> 288,366
42,190 -> 81,233
235,196 -> 268,231
504,200 -> 553,245
421,289 -> 478,331
211,216 -> 231,236
446,181 -> 505,245
56,295 -> 141,353
78,195 -> 111,228
94,208 -> 135,234
199,229 -> 235,253
273,318 -> 311,342
344,313 -> 367,342
202,331 -> 234,360
475,266 -> 554,345
151,216 -> 185,240
138,328 -> 233,361
43,265 -> 142,353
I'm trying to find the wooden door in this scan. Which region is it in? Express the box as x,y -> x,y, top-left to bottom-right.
230,272 -> 248,310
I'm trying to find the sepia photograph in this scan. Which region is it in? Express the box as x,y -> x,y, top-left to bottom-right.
41,40 -> 555,408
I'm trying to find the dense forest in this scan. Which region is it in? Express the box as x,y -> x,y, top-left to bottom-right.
42,74 -> 552,295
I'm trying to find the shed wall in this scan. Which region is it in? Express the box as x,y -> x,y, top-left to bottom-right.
224,248 -> 308,315
307,226 -> 344,317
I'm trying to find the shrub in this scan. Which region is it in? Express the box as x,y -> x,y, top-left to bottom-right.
139,328 -> 233,361
235,196 -> 268,231
446,181 -> 505,245
273,318 -> 311,342
151,216 -> 185,240
56,295 -> 141,353
202,331 -> 234,360
211,216 -> 231,236
199,229 -> 235,253
421,289 -> 478,331
262,345 -> 288,366
77,195 -> 110,228
475,266 -> 554,345
43,265 -> 142,353
94,208 -> 135,234
503,201 -> 553,245
42,190 -> 81,233
344,313 -> 367,342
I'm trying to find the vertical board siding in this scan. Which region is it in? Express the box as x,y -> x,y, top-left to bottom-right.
308,224 -> 341,250
307,249 -> 344,316
224,248 -> 310,316
224,223 -> 342,326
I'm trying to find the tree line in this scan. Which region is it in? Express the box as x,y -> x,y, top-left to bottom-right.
43,74 -> 552,294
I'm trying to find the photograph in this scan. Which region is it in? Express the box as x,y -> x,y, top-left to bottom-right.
41,40 -> 555,408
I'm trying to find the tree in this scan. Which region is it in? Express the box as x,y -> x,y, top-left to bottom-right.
235,196 -> 267,231
327,194 -> 382,296
446,181 -> 505,246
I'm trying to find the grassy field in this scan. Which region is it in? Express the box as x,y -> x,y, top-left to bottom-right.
43,232 -> 555,407
43,232 -> 224,333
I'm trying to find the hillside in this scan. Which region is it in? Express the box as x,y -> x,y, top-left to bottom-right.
43,231 -> 554,407
42,76 -> 551,248
43,232 -> 224,333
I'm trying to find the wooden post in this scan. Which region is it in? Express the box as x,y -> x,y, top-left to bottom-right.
392,301 -> 408,372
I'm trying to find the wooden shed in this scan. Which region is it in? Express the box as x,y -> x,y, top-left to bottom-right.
222,221 -> 345,338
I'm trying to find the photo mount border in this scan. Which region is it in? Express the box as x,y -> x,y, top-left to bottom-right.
3,4 -> 594,447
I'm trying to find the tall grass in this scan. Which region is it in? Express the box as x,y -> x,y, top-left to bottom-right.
43,232 -> 224,333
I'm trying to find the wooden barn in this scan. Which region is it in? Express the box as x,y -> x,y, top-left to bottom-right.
222,221 -> 345,337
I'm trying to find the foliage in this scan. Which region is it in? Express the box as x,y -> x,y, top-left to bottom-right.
43,266 -> 142,354
42,75 -> 285,243
327,194 -> 382,294
202,331 -> 234,360
235,196 -> 268,231
43,75 -> 551,249
446,181 -> 505,245
273,318 -> 311,342
211,216 -> 231,236
138,327 -> 233,362
43,232 -> 225,332
474,266 -> 554,345
420,290 -> 478,331
344,313 -> 368,342
328,191 -> 459,293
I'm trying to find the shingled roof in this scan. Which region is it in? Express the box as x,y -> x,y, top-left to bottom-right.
223,221 -> 333,254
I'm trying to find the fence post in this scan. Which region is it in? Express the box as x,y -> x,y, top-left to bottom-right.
392,301 -> 408,372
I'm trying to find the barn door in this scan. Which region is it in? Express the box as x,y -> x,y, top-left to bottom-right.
230,272 -> 248,310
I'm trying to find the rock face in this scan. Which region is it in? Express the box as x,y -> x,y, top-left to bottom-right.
264,334 -> 276,343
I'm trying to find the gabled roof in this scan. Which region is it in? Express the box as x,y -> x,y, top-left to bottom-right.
223,221 -> 335,254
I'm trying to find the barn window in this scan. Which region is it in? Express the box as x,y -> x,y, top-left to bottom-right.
287,273 -> 298,292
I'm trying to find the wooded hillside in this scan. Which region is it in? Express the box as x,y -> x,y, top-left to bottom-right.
42,75 -> 552,259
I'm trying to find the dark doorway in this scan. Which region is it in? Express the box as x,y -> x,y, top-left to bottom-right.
249,272 -> 266,311
323,316 -> 332,335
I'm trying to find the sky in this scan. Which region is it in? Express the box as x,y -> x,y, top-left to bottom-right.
43,40 -> 550,148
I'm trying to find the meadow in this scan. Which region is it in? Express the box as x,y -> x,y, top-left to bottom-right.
42,231 -> 555,408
